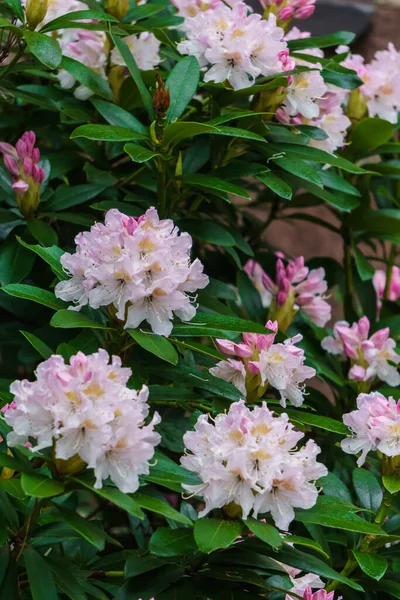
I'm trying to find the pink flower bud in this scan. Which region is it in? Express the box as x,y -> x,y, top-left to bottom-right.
348,365 -> 366,381
279,6 -> 293,20
24,157 -> 33,177
295,4 -> 315,18
4,155 -> 20,177
234,343 -> 253,359
216,339 -> 237,356
291,114 -> 303,125
342,340 -> 358,360
12,180 -> 29,194
16,139 -> 28,159
266,320 -> 278,333
261,271 -> 275,292
370,327 -> 390,349
277,290 -> 287,306
276,108 -> 291,124
33,165 -> 44,183
248,361 -> 260,375
0,142 -> 18,159
243,333 -> 258,347
357,316 -> 370,340
32,147 -> 40,163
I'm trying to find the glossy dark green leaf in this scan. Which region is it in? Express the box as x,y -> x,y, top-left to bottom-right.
41,9 -> 118,33
23,31 -> 62,69
178,173 -> 250,200
57,506 -> 106,550
27,219 -> 58,247
0,237 -> 35,285
76,478 -> 144,519
352,244 -> 375,281
348,118 -> 394,158
149,528 -> 197,557
383,473 -> 400,494
127,330 -> 178,365
6,0 -> 24,21
164,122 -> 219,146
51,309 -> 113,330
287,30 -> 355,51
194,519 -> 243,553
2,284 -> 66,310
353,468 -> 383,514
17,238 -> 65,280
20,331 -> 53,359
91,98 -> 148,135
133,492 -> 192,526
166,56 -> 200,125
282,409 -> 348,435
353,550 -> 387,581
257,172 -> 292,200
124,143 -> 161,163
177,219 -> 235,247
244,519 -> 282,550
71,125 -> 147,142
61,56 -> 113,101
21,473 -> 65,498
24,547 -> 58,600
237,272 -> 264,323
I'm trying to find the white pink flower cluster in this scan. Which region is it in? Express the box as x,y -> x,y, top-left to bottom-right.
262,0 -> 316,23
0,131 -> 45,195
277,29 -> 351,153
177,1 -> 288,90
181,400 -> 327,529
340,43 -> 400,124
286,589 -> 341,600
284,568 -> 324,598
341,391 -> 400,467
55,207 -> 209,337
245,256 -> 331,328
322,316 -> 400,387
171,0 -> 240,18
373,266 -> 400,313
3,350 -> 161,492
210,320 -> 316,407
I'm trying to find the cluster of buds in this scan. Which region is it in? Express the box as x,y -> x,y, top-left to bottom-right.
0,131 -> 45,218
245,256 -> 331,331
286,589 -> 341,600
261,0 -> 316,24
373,266 -> 400,314
210,320 -> 316,407
321,316 -> 400,390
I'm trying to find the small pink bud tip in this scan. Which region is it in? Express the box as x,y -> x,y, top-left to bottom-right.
24,157 -> 33,177
277,291 -> 287,306
12,180 -> 29,194
4,155 -> 20,177
234,343 -> 253,359
216,339 -> 236,356
0,142 -> 18,159
279,6 -> 293,20
295,4 -> 315,18
248,361 -> 260,375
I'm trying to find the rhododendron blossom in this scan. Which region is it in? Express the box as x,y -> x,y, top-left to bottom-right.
285,570 -> 324,597
373,266 -> 400,312
321,316 -> 400,388
341,391 -> 400,467
245,256 -> 331,329
286,588 -> 341,600
4,350 -> 161,492
110,32 -> 161,71
171,0 -> 240,17
181,400 -> 327,529
177,2 -> 287,90
55,208 -> 209,337
210,320 -> 316,407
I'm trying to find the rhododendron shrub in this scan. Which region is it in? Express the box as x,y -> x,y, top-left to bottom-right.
0,0 -> 398,598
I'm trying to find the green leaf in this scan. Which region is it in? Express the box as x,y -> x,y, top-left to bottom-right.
244,519 -> 282,550
279,409 -> 348,435
212,126 -> 267,143
127,330 -> 178,365
20,331 -> 53,360
237,272 -> 264,323
41,9 -> 118,33
71,124 -> 147,142
383,474 -> 400,494
321,63 -> 363,90
149,528 -> 197,557
24,547 -> 58,600
124,553 -> 168,578
319,472 -> 352,503
194,519 -> 243,554
75,478 -> 144,519
17,238 -> 66,280
45,183 -> 106,212
145,450 -> 202,492
296,495 -> 387,535
61,56 -> 113,101
133,492 -> 192,526
177,312 -> 271,335
272,545 -> 363,592
177,219 -> 235,247
27,219 -> 58,247
352,244 -> 375,281
270,143 -> 365,174
265,152 -> 323,188
164,122 -> 219,146
287,30 -> 355,51
348,118 -> 394,157
124,143 -> 161,163
257,172 -> 292,200
2,284 -> 66,310
21,473 -> 65,498
353,468 -> 383,514
351,208 -> 400,235
51,309 -> 113,330
91,98 -> 148,135
57,506 -> 106,550
23,31 -> 62,69
166,56 -> 200,125
0,237 -> 35,285
111,32 -> 155,119
283,535 -> 329,560
6,0 -> 24,21
178,173 -> 250,200
352,550 -> 387,581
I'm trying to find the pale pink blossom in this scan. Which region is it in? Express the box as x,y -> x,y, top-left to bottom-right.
4,350 -> 161,492
361,43 -> 400,124
244,257 -> 331,328
181,400 -> 327,529
55,208 -> 209,337
341,391 -> 400,466
211,321 -> 316,407
111,32 -> 161,71
287,588 -> 342,600
171,0 -> 240,17
261,0 -> 316,20
373,267 -> 400,313
322,317 -> 400,387
177,2 -> 287,90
